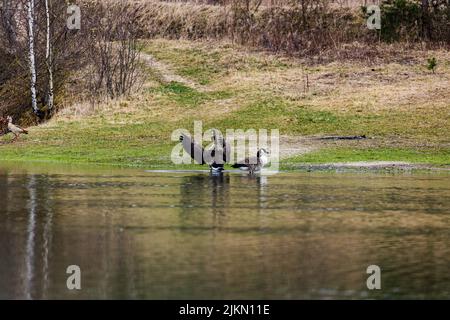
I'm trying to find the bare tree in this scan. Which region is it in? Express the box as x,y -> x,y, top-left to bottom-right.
26,0 -> 38,115
85,1 -> 144,100
44,0 -> 54,110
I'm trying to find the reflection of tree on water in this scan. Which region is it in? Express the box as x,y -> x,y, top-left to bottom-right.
2,169 -> 450,299
41,182 -> 53,299
0,171 -> 140,299
0,172 -> 52,299
25,175 -> 37,300
23,174 -> 54,299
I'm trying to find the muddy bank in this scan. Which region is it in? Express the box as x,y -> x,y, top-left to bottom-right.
283,161 -> 450,172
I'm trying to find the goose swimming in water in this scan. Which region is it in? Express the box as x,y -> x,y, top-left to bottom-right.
232,148 -> 270,175
179,129 -> 230,173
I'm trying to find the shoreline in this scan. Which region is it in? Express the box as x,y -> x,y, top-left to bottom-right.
1,39 -> 448,173
282,161 -> 450,172
1,158 -> 448,174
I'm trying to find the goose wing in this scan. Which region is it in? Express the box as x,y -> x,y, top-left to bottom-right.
232,155 -> 258,168
180,133 -> 205,165
245,156 -> 259,165
209,137 -> 231,165
8,123 -> 28,134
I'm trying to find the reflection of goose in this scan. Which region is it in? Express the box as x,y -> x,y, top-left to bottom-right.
232,148 -> 270,175
179,129 -> 230,173
179,174 -> 231,217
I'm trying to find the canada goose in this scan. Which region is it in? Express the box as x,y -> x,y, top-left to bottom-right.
232,148 -> 270,174
7,116 -> 28,142
179,129 -> 230,173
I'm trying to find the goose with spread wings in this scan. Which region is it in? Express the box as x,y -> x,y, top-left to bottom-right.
179,129 -> 231,173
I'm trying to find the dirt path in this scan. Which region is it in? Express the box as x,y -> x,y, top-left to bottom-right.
140,52 -> 205,91
139,54 -> 448,171
279,136 -> 316,159
279,136 -> 450,171
140,54 -> 319,159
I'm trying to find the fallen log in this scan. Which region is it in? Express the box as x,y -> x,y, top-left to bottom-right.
318,135 -> 367,140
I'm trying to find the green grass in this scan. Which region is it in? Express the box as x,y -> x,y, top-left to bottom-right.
150,82 -> 232,108
143,44 -> 225,85
208,98 -> 346,134
143,40 -> 291,85
0,121 -> 198,169
1,39 -> 449,169
283,147 -> 450,168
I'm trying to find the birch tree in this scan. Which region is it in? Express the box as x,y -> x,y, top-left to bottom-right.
45,0 -> 54,110
26,0 -> 38,114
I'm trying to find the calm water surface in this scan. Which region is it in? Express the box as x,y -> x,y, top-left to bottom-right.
0,162 -> 449,299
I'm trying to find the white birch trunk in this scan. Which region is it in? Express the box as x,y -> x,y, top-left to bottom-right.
45,0 -> 54,110
26,0 -> 38,114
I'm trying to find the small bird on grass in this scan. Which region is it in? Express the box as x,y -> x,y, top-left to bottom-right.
6,116 -> 28,142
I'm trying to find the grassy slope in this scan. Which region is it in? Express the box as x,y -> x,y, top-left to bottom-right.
0,39 -> 449,168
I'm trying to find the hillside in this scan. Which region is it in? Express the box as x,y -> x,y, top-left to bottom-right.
1,39 -> 449,169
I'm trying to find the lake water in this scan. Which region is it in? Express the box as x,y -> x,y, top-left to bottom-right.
0,162 -> 449,299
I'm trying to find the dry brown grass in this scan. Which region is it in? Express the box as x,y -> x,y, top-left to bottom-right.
2,37 -> 449,167
100,0 -> 373,58
101,0 -> 448,62
142,38 -> 450,145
